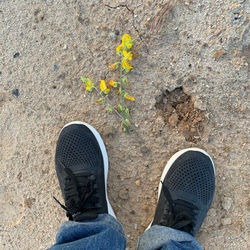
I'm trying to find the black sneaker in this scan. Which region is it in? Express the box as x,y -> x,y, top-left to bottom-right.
53,121 -> 115,221
150,148 -> 215,236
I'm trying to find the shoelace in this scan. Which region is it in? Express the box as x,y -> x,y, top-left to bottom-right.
160,181 -> 198,233
53,160 -> 99,221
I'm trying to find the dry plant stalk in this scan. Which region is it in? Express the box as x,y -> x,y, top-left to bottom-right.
149,0 -> 177,41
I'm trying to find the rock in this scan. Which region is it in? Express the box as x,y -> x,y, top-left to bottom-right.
41,34 -> 46,40
130,210 -> 135,215
221,218 -> 232,225
53,64 -> 58,70
140,146 -> 149,154
103,126 -> 116,138
12,89 -> 19,97
214,49 -> 226,60
24,197 -> 36,208
118,188 -> 129,200
13,52 -> 20,58
141,203 -> 149,212
109,32 -> 116,40
222,197 -> 232,211
17,172 -> 22,181
153,116 -> 165,132
135,180 -> 141,186
168,113 -> 179,127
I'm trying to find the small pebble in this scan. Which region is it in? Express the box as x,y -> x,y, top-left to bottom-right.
214,49 -> 226,60
221,218 -> 232,226
63,44 -> 67,50
109,32 -> 116,40
114,29 -> 120,36
130,210 -> 135,215
140,146 -> 149,154
12,89 -> 19,97
168,113 -> 179,127
222,197 -> 233,211
135,180 -> 141,186
13,52 -> 20,58
53,64 -> 58,70
118,188 -> 129,200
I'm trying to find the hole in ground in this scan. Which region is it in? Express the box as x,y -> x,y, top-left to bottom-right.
155,87 -> 205,143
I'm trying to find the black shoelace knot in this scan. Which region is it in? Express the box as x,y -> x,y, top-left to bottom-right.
53,160 -> 100,221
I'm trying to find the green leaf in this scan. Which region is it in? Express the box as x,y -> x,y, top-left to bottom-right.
123,119 -> 131,127
122,76 -> 128,84
107,105 -> 113,113
125,67 -> 130,73
117,104 -> 123,112
127,39 -> 135,45
103,90 -> 110,94
125,108 -> 130,117
80,76 -> 88,82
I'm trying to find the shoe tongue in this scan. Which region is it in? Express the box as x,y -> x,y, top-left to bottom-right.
171,190 -> 203,208
72,211 -> 98,222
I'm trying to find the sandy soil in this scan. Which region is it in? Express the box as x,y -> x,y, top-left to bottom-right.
0,0 -> 249,249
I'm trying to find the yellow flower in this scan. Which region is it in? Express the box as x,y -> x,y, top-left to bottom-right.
100,80 -> 110,93
86,86 -> 92,91
122,34 -> 132,49
124,94 -> 135,101
96,98 -> 103,103
109,64 -> 116,69
81,77 -> 94,91
117,34 -> 133,55
123,51 -> 132,61
109,80 -> 118,87
116,44 -> 124,55
122,60 -> 133,71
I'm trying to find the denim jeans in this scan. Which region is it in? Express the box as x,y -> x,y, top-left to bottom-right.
49,214 -> 202,250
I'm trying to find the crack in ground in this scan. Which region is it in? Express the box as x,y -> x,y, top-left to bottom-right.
104,3 -> 148,51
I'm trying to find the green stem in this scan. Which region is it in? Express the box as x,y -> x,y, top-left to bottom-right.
93,87 -> 124,121
119,53 -> 129,133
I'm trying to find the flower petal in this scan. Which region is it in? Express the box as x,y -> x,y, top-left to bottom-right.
100,80 -> 107,91
122,34 -> 132,44
109,64 -> 116,69
96,98 -> 103,103
116,44 -> 124,55
109,80 -> 115,87
122,60 -> 133,70
86,86 -> 92,91
124,93 -> 135,101
104,88 -> 110,94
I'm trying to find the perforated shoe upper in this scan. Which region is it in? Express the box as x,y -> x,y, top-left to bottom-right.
152,150 -> 215,236
55,124 -> 108,221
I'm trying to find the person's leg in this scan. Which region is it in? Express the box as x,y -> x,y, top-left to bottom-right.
138,148 -> 215,250
49,214 -> 125,250
49,121 -> 126,250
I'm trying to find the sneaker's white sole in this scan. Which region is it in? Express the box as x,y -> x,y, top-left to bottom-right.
146,147 -> 215,231
60,121 -> 116,219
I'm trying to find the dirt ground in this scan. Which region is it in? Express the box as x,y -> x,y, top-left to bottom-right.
0,0 -> 249,249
